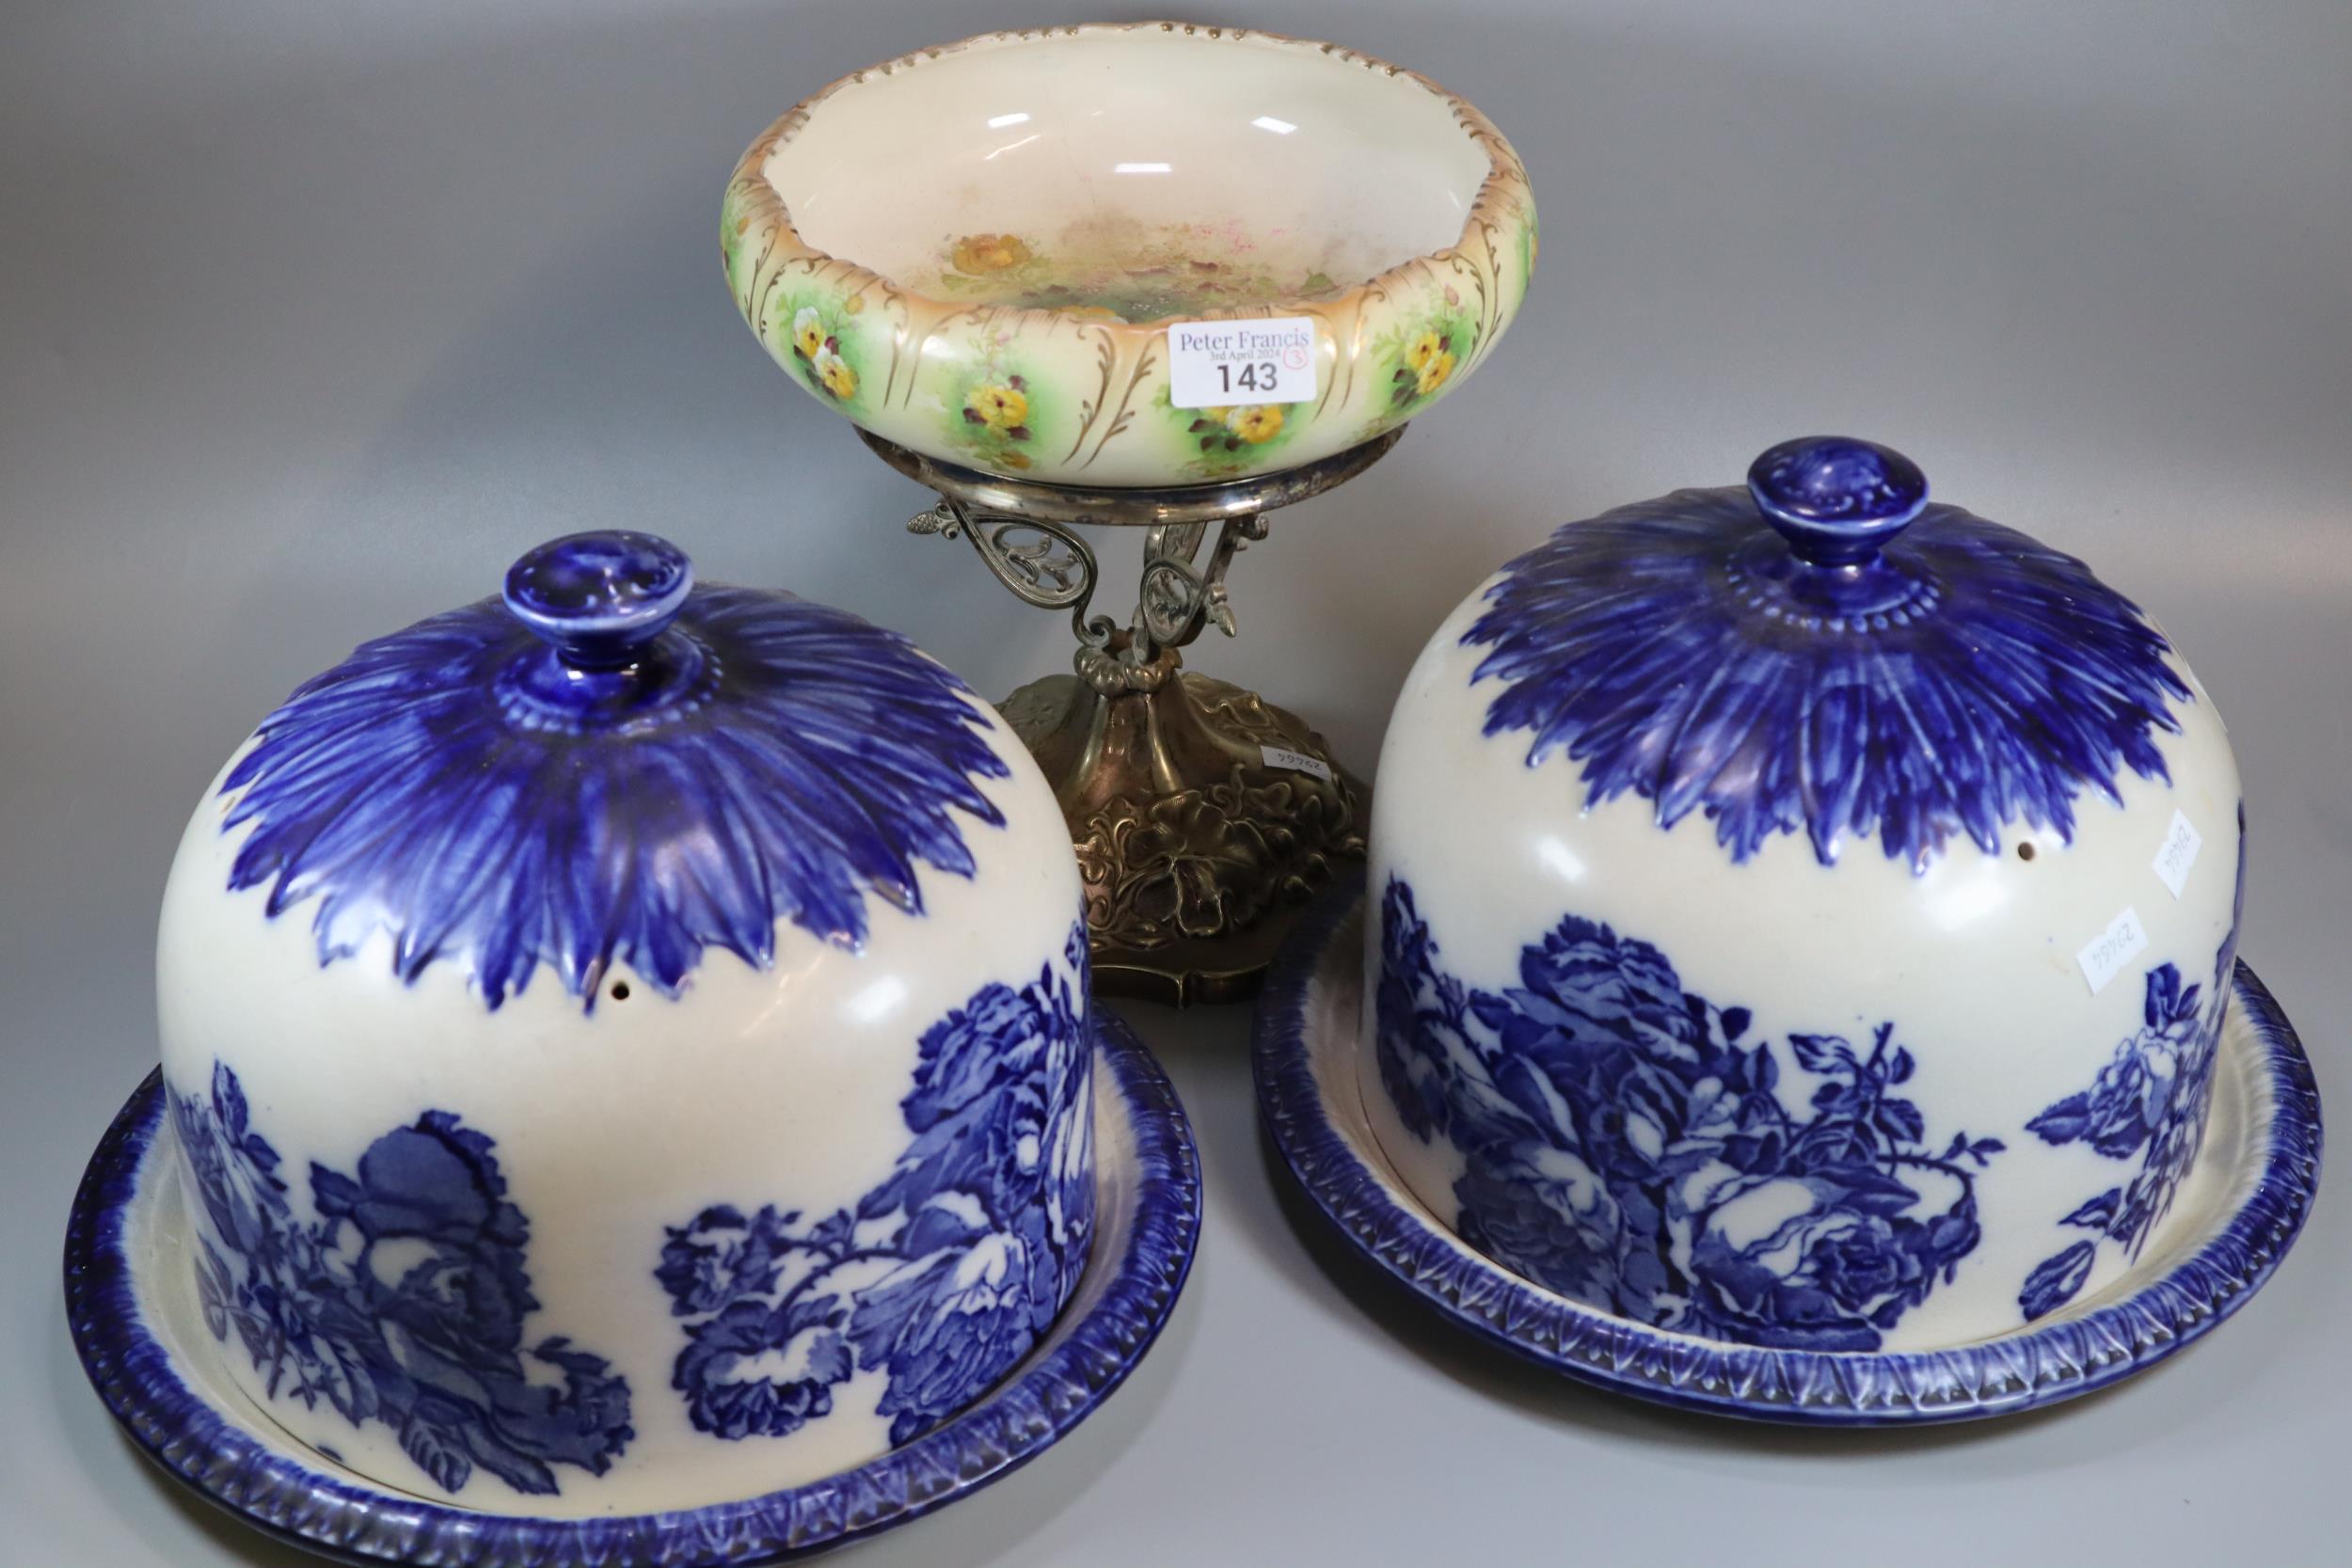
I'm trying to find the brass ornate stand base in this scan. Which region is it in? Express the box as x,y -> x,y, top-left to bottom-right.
861,428 -> 1398,1005
998,655 -> 1366,1006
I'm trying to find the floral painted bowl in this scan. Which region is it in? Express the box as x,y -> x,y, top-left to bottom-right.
137,531 -> 1099,1514
723,22 -> 1534,487
1359,436 -> 2265,1354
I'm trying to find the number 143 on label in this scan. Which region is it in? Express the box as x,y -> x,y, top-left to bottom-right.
1168,316 -> 1319,408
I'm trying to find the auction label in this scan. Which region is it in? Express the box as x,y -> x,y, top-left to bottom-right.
2151,808 -> 2202,898
1168,317 -> 1318,408
1260,744 -> 1335,784
2076,906 -> 2150,996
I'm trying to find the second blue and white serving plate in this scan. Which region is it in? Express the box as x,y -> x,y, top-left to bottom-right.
66,1009 -> 1200,1566
1254,878 -> 2322,1425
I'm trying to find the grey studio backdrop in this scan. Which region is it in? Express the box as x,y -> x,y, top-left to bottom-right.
4,2 -> 2348,1564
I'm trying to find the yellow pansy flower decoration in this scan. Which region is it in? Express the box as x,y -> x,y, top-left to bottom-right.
812,347 -> 856,400
951,233 -> 1033,275
791,305 -> 825,360
1226,404 -> 1284,444
1406,330 -> 1443,372
790,305 -> 828,359
964,382 -> 1030,433
1415,349 -> 1455,398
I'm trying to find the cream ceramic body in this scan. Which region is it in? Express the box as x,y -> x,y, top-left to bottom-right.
724,22 -> 1534,486
72,1010 -> 1202,1562
1254,888 -> 2319,1423
153,533 -> 1091,1513
1359,440 -> 2247,1354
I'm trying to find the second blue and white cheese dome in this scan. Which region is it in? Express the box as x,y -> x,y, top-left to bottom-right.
1364,437 -> 2243,1353
154,531 -> 1091,1513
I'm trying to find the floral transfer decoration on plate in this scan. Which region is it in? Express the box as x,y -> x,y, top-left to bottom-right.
172,1061 -> 633,1496
67,1010 -> 1203,1565
775,291 -> 866,405
942,329 -> 1047,471
1370,293 -> 1476,427
2020,808 -> 2248,1319
1375,877 -> 2003,1351
661,926 -> 1094,1446
930,223 -> 1347,323
1252,877 -> 2324,1425
1152,385 -> 1300,478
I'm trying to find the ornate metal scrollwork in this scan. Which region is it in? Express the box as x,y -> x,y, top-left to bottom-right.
1135,514 -> 1269,652
875,429 -> 1403,998
912,498 -> 1120,657
911,499 -> 1095,611
893,428 -> 1398,691
910,495 -> 1271,694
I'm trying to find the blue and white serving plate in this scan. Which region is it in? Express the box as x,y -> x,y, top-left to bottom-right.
66,1008 -> 1199,1566
1254,877 -> 2322,1425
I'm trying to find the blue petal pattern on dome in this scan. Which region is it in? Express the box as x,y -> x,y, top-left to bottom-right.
2018,806 -> 2247,1321
1375,877 -> 2005,1351
170,1061 -> 633,1496
1464,485 -> 2191,869
218,583 -> 1010,1009
660,924 -> 1094,1446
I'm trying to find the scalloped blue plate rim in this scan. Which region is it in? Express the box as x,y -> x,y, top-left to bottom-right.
1252,870 -> 2323,1425
64,1006 -> 1200,1565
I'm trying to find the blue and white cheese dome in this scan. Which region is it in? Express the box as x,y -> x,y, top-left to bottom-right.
155,531 -> 1091,1513
1363,437 -> 2243,1353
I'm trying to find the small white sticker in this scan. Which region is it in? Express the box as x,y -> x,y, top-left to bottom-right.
1167,317 -> 1318,409
2077,907 -> 2151,995
2152,809 -> 2202,898
1260,744 -> 1334,784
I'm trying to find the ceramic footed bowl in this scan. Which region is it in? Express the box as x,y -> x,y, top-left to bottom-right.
1363,436 -> 2249,1354
151,531 -> 1092,1513
723,21 -> 1535,487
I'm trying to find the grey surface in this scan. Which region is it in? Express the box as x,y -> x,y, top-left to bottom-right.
4,1 -> 2347,1563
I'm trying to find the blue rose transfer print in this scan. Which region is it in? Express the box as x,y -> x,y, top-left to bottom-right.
219,574 -> 1011,1012
2018,811 -> 2247,1321
1464,484 -> 2190,872
1375,878 -> 2004,1351
660,926 -> 1093,1445
170,1062 -> 633,1496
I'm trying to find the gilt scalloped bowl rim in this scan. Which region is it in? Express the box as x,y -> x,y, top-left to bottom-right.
1251,875 -> 2324,1425
63,1008 -> 1201,1567
725,19 -> 1531,333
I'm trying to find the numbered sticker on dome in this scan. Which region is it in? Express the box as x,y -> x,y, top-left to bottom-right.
2152,809 -> 2202,898
1168,317 -> 1318,408
2076,906 -> 2151,996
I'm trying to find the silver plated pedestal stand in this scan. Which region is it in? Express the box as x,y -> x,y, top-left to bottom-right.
862,425 -> 1401,1006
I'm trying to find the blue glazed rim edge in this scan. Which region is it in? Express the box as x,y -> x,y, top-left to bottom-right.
1251,870 -> 2325,1426
63,1007 -> 1201,1566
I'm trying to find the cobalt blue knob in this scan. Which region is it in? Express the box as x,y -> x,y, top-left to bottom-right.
1747,436 -> 1929,567
503,531 -> 693,670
